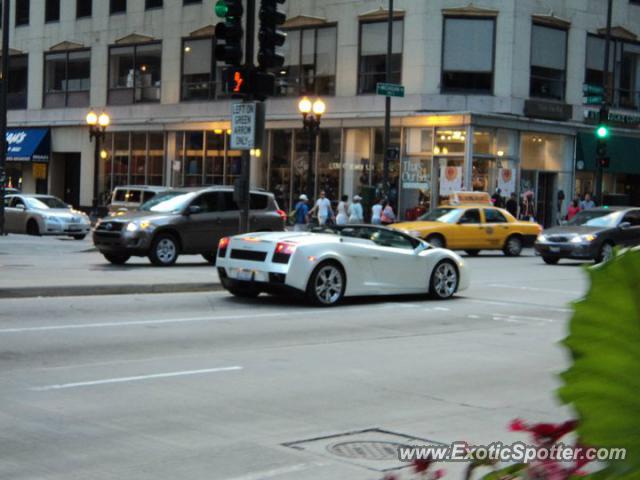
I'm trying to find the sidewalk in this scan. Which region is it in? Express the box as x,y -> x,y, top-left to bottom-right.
0,235 -> 222,298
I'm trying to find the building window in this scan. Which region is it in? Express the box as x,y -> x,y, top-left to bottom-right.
358,20 -> 403,94
110,0 -> 126,14
7,55 -> 28,109
44,50 -> 91,108
45,0 -> 60,22
442,17 -> 495,94
145,0 -> 162,9
15,0 -> 29,26
184,0 -> 201,4
76,0 -> 92,18
108,42 -> 162,105
181,37 -> 224,101
530,24 -> 567,101
276,25 -> 337,96
99,132 -> 165,203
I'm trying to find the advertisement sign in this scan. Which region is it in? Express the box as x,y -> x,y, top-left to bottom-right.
498,168 -> 516,196
439,166 -> 462,196
401,158 -> 430,190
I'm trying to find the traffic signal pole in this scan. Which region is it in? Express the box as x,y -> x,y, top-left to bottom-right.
382,0 -> 393,199
239,0 -> 256,234
595,0 -> 613,204
0,0 -> 11,235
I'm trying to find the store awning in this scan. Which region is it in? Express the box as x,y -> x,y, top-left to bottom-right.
576,132 -> 640,174
6,128 -> 50,163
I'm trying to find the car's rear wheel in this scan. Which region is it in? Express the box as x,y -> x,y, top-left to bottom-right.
542,256 -> 559,265
465,249 -> 480,256
503,235 -> 523,256
149,233 -> 179,266
104,253 -> 130,265
228,286 -> 260,298
426,234 -> 445,249
429,260 -> 459,300
26,219 -> 40,236
202,253 -> 216,265
596,242 -> 614,264
306,261 -> 346,306
72,234 -> 86,240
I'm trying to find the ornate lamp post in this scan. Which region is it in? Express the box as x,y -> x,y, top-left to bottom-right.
298,97 -> 325,199
86,110 -> 110,207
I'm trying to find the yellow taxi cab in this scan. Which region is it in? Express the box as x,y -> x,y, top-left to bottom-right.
394,192 -> 542,256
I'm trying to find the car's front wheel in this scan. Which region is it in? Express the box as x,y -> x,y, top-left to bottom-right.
596,242 -> 614,264
26,219 -> 40,236
542,256 -> 559,265
149,233 -> 179,266
426,234 -> 445,249
104,253 -> 130,265
72,234 -> 86,240
429,260 -> 459,300
306,261 -> 346,306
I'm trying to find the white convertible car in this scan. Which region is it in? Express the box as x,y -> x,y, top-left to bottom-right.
216,225 -> 469,306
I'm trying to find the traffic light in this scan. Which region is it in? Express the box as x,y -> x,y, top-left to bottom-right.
258,0 -> 287,70
223,66 -> 275,101
215,0 -> 244,66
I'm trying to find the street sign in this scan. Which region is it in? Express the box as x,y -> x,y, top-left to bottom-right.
584,95 -> 604,105
376,82 -> 405,98
583,84 -> 604,95
230,102 -> 265,150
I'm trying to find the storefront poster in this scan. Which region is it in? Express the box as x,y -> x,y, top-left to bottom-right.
498,168 -> 516,196
402,157 -> 430,190
439,166 -> 462,196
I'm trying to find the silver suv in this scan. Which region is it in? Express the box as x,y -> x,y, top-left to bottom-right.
93,187 -> 286,266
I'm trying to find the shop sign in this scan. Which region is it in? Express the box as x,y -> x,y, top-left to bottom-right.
32,163 -> 47,180
439,166 -> 462,196
584,108 -> 640,127
401,158 -> 430,190
524,100 -> 573,121
497,168 -> 516,196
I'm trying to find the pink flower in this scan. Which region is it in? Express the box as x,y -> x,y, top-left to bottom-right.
431,468 -> 446,479
412,458 -> 433,473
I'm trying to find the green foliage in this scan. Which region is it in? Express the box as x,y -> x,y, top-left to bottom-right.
558,249 -> 640,478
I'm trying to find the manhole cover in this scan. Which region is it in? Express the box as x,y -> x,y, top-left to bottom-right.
327,441 -> 407,460
284,428 -> 445,472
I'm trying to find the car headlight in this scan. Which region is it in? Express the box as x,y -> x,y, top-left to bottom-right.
570,234 -> 596,243
126,221 -> 151,232
536,234 -> 547,243
45,216 -> 61,222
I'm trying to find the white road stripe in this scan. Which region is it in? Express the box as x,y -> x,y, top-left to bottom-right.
31,366 -> 243,391
493,313 -> 554,323
464,298 -> 572,313
487,284 -> 583,295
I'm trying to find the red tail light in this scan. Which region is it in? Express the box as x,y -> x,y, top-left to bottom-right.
273,241 -> 296,263
218,237 -> 230,257
276,209 -> 287,222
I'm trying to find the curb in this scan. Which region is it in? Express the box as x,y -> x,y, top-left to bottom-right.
0,282 -> 225,299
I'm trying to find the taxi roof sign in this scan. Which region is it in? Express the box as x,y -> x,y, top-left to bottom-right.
447,191 -> 493,206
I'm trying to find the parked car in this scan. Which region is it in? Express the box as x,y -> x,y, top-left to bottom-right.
108,185 -> 172,216
4,187 -> 20,195
535,207 -> 640,264
2,194 -> 91,239
93,187 -> 287,266
216,225 -> 469,306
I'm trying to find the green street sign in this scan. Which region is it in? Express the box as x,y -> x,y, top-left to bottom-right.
376,82 -> 405,98
583,83 -> 604,95
584,95 -> 603,105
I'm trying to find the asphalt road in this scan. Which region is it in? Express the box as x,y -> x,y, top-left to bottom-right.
0,253 -> 590,480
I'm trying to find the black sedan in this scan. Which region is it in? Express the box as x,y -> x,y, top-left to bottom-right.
535,207 -> 640,264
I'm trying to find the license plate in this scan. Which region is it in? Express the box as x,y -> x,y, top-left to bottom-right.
549,246 -> 560,253
237,269 -> 254,281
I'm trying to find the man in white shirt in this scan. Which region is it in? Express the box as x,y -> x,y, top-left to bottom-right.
371,200 -> 383,225
309,190 -> 334,225
348,195 -> 364,223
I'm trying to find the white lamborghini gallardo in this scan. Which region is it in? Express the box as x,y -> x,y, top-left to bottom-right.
216,225 -> 470,306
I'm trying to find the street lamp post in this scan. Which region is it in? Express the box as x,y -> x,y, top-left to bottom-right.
298,97 -> 325,199
86,110 -> 110,210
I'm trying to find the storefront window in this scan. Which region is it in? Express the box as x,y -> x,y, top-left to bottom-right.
131,133 -> 147,185
437,157 -> 464,204
399,154 -> 432,220
373,128 -> 401,202
292,130 -> 311,199
205,131 -> 224,185
405,128 -> 433,155
226,147 -> 242,185
269,130 -> 292,212
316,129 -> 341,202
113,133 -> 130,188
434,128 -> 466,156
148,133 -> 164,185
343,128 -> 371,199
182,132 -> 204,186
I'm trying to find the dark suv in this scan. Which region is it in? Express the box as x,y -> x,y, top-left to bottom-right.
93,187 -> 286,266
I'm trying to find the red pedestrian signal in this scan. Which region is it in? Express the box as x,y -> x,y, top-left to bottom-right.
233,71 -> 245,93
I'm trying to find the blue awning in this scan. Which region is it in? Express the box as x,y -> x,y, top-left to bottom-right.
6,128 -> 51,163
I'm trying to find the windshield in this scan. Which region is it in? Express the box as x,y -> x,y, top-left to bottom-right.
417,208 -> 462,223
140,192 -> 196,213
568,210 -> 621,228
140,191 -> 184,211
25,197 -> 68,209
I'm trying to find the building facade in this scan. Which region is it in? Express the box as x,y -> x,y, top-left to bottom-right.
5,0 -> 640,225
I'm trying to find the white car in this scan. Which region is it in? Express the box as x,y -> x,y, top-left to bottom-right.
3,194 -> 91,239
216,225 -> 470,306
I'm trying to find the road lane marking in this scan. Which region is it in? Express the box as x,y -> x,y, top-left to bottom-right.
487,284 -> 582,296
31,366 -> 243,391
464,298 -> 572,313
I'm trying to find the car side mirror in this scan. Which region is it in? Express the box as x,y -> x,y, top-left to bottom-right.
619,221 -> 631,229
15,204 -> 26,211
185,205 -> 202,216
